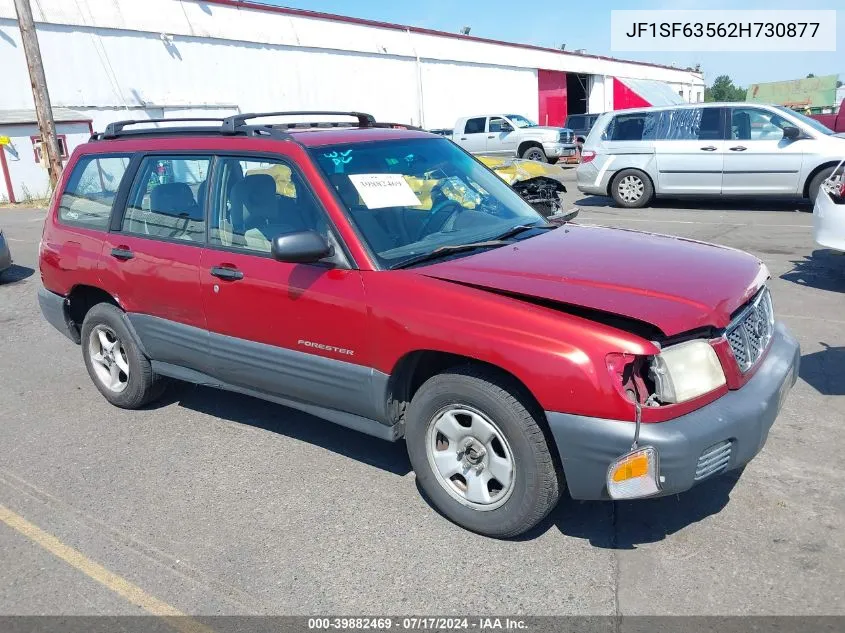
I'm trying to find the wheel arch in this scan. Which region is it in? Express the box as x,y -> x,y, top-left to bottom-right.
803,161 -> 842,198
385,350 -> 556,434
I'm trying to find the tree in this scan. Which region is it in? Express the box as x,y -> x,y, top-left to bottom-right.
807,73 -> 816,78
704,75 -> 747,102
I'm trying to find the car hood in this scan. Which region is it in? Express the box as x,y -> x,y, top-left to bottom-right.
416,224 -> 766,337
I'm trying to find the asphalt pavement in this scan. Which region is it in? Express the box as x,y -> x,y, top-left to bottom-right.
0,170 -> 843,618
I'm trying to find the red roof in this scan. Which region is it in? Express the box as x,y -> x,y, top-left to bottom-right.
290,127 -> 435,147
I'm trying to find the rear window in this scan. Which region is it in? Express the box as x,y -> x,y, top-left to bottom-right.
603,108 -> 724,141
464,117 -> 485,134
604,113 -> 660,141
58,154 -> 132,230
567,116 -> 585,129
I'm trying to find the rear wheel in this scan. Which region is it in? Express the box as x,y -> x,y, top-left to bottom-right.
521,145 -> 548,163
610,168 -> 654,208
405,365 -> 561,538
81,303 -> 168,409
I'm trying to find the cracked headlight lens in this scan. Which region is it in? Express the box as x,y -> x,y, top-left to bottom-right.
649,340 -> 726,404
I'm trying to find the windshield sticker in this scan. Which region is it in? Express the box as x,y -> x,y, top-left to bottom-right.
348,174 -> 422,209
324,149 -> 354,173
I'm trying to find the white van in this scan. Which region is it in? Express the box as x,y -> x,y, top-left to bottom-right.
576,103 -> 845,208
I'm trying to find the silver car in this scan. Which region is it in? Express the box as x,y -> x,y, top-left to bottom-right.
576,102 -> 845,208
0,229 -> 11,278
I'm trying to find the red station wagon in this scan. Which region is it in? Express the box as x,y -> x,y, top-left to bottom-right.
38,112 -> 800,537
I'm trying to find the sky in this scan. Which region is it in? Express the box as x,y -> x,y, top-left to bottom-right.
261,0 -> 843,88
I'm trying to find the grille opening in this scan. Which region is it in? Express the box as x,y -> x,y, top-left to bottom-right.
727,288 -> 774,373
695,440 -> 733,481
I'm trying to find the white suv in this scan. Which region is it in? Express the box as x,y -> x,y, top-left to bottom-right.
576,103 -> 845,208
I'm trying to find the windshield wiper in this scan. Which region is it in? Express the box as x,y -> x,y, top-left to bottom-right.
493,222 -> 555,241
391,240 -> 510,269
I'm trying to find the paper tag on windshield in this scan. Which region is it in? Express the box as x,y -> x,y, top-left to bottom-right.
348,174 -> 421,209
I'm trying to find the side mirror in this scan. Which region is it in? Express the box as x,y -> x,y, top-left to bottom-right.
500,123 -> 513,133
270,230 -> 332,264
783,126 -> 801,140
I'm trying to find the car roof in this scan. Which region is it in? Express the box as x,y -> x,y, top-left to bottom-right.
607,102 -> 783,114
81,112 -> 440,152
289,127 -> 436,147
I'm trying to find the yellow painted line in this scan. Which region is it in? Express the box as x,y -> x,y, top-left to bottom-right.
0,503 -> 214,633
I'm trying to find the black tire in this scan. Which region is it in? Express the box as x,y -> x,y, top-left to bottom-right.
80,303 -> 168,409
521,145 -> 548,163
808,166 -> 840,203
405,365 -> 561,538
610,168 -> 654,208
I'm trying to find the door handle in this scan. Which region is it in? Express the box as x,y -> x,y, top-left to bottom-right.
488,135 -> 495,138
210,266 -> 244,281
700,146 -> 717,151
729,146 -> 747,151
460,137 -> 467,140
110,247 -> 134,261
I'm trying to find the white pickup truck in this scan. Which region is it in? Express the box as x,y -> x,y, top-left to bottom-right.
447,114 -> 577,163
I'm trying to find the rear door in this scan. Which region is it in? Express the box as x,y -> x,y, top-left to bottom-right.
98,154 -> 211,367
653,106 -> 726,195
455,117 -> 488,154
198,153 -> 375,418
722,106 -> 804,194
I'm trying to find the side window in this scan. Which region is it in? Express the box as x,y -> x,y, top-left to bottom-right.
58,154 -> 132,230
568,116 -> 585,130
488,117 -> 509,133
605,112 -> 660,141
662,108 -> 724,141
464,117 -> 486,134
122,156 -> 210,242
730,107 -> 792,141
209,157 -> 328,254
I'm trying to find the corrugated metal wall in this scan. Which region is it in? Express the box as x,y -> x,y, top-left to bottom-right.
0,0 -> 704,131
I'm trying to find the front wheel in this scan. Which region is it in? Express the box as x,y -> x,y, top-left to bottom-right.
521,145 -> 548,163
610,169 -> 654,208
405,366 -> 562,538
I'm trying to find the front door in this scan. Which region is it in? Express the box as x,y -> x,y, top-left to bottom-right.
654,107 -> 726,195
722,106 -> 804,194
198,154 -> 375,418
99,154 -> 211,367
487,116 -> 520,156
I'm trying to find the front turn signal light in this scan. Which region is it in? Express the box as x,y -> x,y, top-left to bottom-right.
607,446 -> 661,500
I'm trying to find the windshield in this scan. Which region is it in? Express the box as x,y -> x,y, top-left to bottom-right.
774,105 -> 834,135
505,114 -> 537,128
309,138 -> 545,269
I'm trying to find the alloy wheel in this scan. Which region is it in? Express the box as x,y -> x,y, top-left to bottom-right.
88,325 -> 130,393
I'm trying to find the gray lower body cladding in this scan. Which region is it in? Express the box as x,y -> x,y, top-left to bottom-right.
126,313 -> 391,427
547,322 -> 800,500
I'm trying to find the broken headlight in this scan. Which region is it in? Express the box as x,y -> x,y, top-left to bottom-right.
648,340 -> 726,404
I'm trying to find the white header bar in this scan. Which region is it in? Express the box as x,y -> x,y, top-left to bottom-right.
611,10 -> 836,52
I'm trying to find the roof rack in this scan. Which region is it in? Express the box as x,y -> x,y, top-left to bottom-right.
97,117 -> 226,140
221,111 -> 376,133
91,111 -> 382,141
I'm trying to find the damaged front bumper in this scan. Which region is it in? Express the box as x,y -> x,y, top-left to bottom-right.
546,322 -> 800,500
479,157 -> 568,218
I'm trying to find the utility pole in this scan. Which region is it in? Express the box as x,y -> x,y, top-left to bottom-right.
13,0 -> 63,189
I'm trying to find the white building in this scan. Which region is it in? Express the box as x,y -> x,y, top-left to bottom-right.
0,0 -> 704,202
